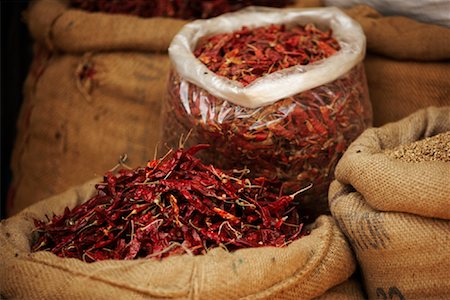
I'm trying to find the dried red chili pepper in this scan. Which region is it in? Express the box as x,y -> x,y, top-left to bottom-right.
70,0 -> 292,19
194,24 -> 341,86
162,67 -> 371,216
31,145 -> 310,262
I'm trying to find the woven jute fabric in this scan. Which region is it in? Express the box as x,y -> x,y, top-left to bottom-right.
329,106 -> 450,299
314,276 -> 365,300
8,0 -> 187,216
25,0 -> 187,53
0,179 -> 356,300
344,5 -> 450,61
343,5 -> 450,126
364,54 -> 449,126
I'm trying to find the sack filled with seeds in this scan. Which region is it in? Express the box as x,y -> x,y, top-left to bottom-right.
329,106 -> 450,299
162,7 -> 373,217
0,145 -> 362,299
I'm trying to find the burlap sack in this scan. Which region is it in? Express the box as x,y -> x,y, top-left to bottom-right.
329,106 -> 450,299
7,0 -> 188,216
0,180 -> 358,300
315,276 -> 365,300
343,5 -> 450,126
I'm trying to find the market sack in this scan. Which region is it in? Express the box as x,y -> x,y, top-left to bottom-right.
7,0 -> 188,216
324,0 -> 450,28
0,179 -> 359,300
315,277 -> 365,300
329,106 -> 450,299
162,7 -> 372,216
341,5 -> 450,126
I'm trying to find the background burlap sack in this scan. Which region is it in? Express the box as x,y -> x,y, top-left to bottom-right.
329,106 -> 450,299
297,2 -> 450,126
7,0 -> 188,216
0,179 -> 358,300
343,5 -> 450,126
314,276 -> 365,300
324,0 -> 450,28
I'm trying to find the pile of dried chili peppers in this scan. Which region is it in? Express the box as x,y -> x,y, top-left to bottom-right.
163,22 -> 371,214
194,24 -> 341,86
70,0 -> 292,19
31,145 -> 311,262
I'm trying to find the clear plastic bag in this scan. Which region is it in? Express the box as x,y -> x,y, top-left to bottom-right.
162,7 -> 372,215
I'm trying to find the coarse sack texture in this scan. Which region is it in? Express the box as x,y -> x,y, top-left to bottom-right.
314,276 -> 365,300
6,0 -> 320,217
329,106 -> 450,299
342,5 -> 450,126
0,179 -> 359,300
324,0 -> 450,28
8,0 -> 189,216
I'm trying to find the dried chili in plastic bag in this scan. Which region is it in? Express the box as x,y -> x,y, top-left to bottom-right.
162,7 -> 372,215
70,0 -> 292,19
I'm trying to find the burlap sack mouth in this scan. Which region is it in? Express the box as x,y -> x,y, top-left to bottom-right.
332,106 -> 450,220
25,0 -> 189,53
1,180 -> 356,300
328,180 -> 450,300
328,106 -> 450,299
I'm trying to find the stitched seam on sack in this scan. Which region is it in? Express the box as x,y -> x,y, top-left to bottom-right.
45,11 -> 66,52
188,257 -> 199,299
241,218 -> 335,299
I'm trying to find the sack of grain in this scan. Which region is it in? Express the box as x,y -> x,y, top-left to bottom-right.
329,106 -> 450,299
342,5 -> 450,126
0,178 -> 361,299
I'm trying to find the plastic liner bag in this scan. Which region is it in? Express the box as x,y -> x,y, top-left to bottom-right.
162,7 -> 372,215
